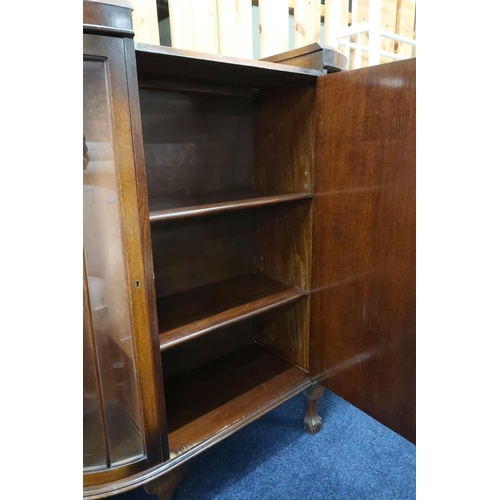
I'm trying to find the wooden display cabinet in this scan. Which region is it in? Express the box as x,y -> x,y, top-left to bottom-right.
83,2 -> 415,498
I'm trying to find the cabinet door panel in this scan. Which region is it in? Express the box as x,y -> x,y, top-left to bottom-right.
311,59 -> 416,443
83,32 -> 166,487
83,46 -> 145,468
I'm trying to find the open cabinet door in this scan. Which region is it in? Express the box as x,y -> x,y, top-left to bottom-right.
310,59 -> 416,443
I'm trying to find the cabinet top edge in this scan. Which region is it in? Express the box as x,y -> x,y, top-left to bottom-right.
261,42 -> 348,73
83,1 -> 134,38
134,42 -> 321,89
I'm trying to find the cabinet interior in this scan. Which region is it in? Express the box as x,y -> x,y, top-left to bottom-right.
136,44 -> 316,456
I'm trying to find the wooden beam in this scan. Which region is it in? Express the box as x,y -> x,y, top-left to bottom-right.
252,0 -> 322,18
217,0 -> 253,59
412,15 -> 416,57
380,0 -> 398,63
168,0 -> 219,54
351,0 -> 369,69
395,0 -> 416,57
294,0 -> 321,48
129,0 -> 160,45
380,0 -> 398,64
259,0 -> 289,58
160,0 -> 188,50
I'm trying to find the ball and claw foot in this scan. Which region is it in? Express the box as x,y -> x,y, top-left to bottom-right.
303,383 -> 325,435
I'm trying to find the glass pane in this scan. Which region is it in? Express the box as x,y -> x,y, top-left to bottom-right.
83,57 -> 145,469
83,284 -> 107,469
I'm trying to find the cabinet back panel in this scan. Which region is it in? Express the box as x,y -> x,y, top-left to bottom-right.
161,322 -> 256,380
139,88 -> 254,202
151,211 -> 257,298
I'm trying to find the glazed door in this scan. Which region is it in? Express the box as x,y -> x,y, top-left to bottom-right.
83,32 -> 167,489
310,59 -> 416,443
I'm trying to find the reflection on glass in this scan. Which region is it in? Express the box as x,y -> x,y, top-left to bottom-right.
83,58 -> 144,470
83,283 -> 107,469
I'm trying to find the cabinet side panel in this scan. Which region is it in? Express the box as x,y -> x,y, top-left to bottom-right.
255,297 -> 310,371
255,202 -> 312,370
254,80 -> 315,195
253,81 -> 315,370
311,59 -> 416,443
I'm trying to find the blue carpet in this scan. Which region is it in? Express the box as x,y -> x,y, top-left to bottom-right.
115,390 -> 415,500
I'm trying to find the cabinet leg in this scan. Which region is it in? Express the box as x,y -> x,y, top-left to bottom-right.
303,383 -> 325,434
144,461 -> 190,500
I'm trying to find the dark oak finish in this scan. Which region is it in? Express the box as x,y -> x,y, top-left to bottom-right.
156,273 -> 306,349
144,461 -> 190,500
163,343 -> 310,455
150,203 -> 310,297
138,77 -> 256,97
83,32 -> 151,488
253,80 -> 316,196
135,42 -> 320,89
149,192 -> 312,222
303,383 -> 325,434
139,87 -> 254,203
252,81 -> 316,370
310,59 -> 416,443
256,202 -> 313,370
83,0 -> 133,37
123,35 -> 170,462
138,56 -> 316,377
255,296 -> 310,371
151,210 -> 257,299
83,3 -> 168,492
86,348 -> 310,497
161,322 -> 257,380
91,31 -> 165,467
84,6 -> 416,495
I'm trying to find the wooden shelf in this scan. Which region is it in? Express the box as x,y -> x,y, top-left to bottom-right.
135,42 -> 320,89
164,343 -> 310,455
149,192 -> 312,222
157,274 -> 306,350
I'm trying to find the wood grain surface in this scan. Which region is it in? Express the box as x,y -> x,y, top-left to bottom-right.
149,192 -> 312,222
139,88 -> 254,202
83,6 -> 169,488
134,42 -> 319,90
163,343 -> 309,454
150,210 -> 257,299
253,81 -> 316,370
256,202 -> 313,370
310,59 -> 416,443
157,273 -> 305,349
